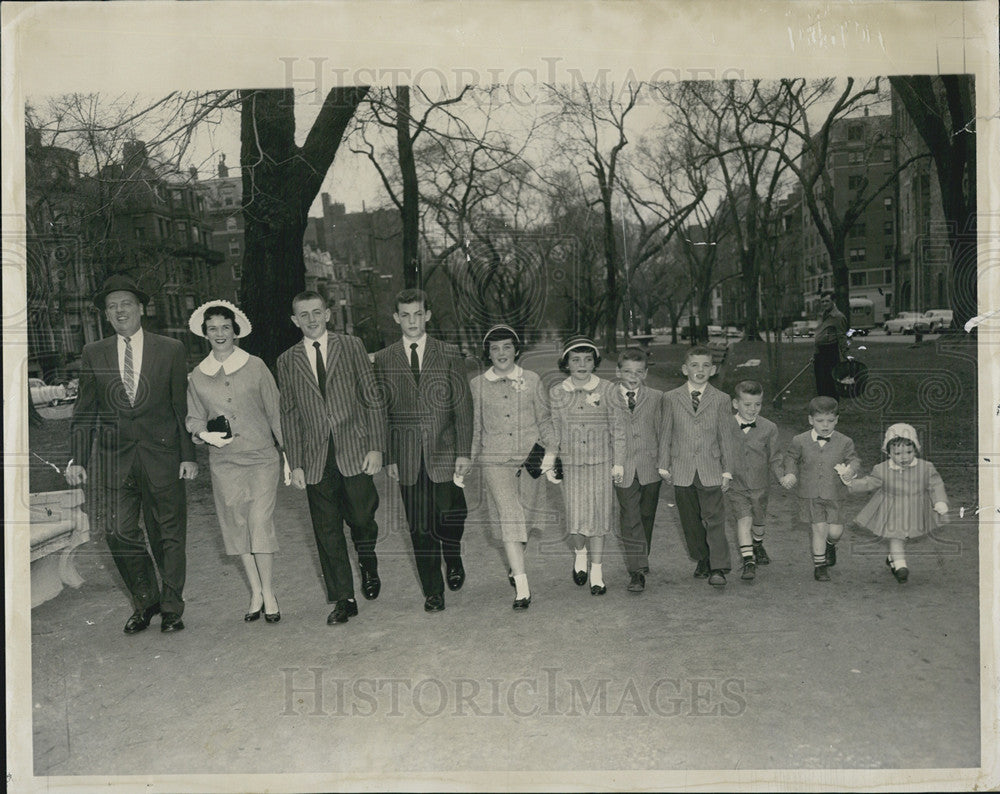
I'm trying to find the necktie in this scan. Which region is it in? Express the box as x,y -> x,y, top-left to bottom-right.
691,390 -> 701,413
817,436 -> 829,446
740,421 -> 756,430
410,343 -> 420,385
313,341 -> 326,398
122,336 -> 136,405
626,390 -> 636,412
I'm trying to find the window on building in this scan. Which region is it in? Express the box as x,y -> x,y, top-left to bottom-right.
177,221 -> 187,237
882,148 -> 891,162
883,269 -> 892,284
884,220 -> 893,235
185,295 -> 195,310
849,222 -> 866,237
850,247 -> 867,263
229,240 -> 240,256
145,300 -> 156,317
226,217 -> 238,231
848,175 -> 865,190
232,263 -> 242,279
134,227 -> 145,240
850,271 -> 867,287
884,196 -> 893,211
847,124 -> 863,141
884,244 -> 894,260
848,151 -> 864,165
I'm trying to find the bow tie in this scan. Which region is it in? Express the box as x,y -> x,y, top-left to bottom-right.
739,421 -> 756,430
816,436 -> 830,445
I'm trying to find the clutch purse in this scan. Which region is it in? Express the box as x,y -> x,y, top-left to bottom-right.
522,442 -> 562,480
206,415 -> 232,439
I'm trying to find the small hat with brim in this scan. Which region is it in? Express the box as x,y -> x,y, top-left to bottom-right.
93,274 -> 149,308
188,299 -> 253,338
483,324 -> 521,346
561,335 -> 599,359
882,423 -> 920,453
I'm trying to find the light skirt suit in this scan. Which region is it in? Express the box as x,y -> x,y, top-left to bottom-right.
187,348 -> 283,555
471,366 -> 555,543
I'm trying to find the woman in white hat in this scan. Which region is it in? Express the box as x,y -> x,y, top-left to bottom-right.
469,325 -> 556,610
186,301 -> 285,621
841,423 -> 949,583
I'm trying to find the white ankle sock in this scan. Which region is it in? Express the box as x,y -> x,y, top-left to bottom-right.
590,562 -> 604,587
513,574 -> 530,599
574,548 -> 588,572
892,556 -> 907,569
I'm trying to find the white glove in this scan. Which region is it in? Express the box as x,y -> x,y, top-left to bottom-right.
541,452 -> 557,473
611,465 -> 624,484
545,468 -> 561,484
199,431 -> 233,448
933,501 -> 948,515
283,454 -> 291,486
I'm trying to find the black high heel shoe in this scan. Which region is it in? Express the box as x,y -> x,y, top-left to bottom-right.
244,606 -> 263,622
263,596 -> 281,623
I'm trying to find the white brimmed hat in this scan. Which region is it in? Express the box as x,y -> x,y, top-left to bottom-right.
561,335 -> 599,359
882,423 -> 921,453
188,299 -> 252,338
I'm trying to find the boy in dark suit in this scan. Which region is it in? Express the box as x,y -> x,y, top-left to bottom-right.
372,289 -> 473,612
658,346 -> 735,587
612,348 -> 665,593
726,380 -> 784,581
780,396 -> 861,581
277,291 -> 386,625
67,275 -> 198,634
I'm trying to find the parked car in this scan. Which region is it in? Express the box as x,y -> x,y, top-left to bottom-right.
913,309 -> 953,334
724,326 -> 742,338
789,320 -> 817,338
707,325 -> 725,338
848,297 -> 875,335
883,312 -> 923,335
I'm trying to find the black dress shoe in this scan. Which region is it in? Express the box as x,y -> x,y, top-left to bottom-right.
627,572 -> 646,592
572,567 -> 588,586
361,568 -> 381,600
264,611 -> 281,623
512,596 -> 531,610
160,612 -> 185,632
424,594 -> 445,612
590,584 -> 607,596
327,601 -> 350,624
708,570 -> 727,587
446,562 -> 466,591
345,598 -> 359,617
245,604 -> 263,622
694,558 -> 711,578
123,603 -> 161,635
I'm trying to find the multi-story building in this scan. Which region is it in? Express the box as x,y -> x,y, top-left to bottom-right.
200,154 -> 243,304
800,111 -> 896,322
891,81 -> 950,313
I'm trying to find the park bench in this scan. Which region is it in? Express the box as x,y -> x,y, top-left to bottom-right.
30,489 -> 90,607
630,334 -> 655,350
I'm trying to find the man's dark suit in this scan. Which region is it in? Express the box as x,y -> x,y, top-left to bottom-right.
277,333 -> 386,603
70,331 -> 196,615
372,337 -> 473,598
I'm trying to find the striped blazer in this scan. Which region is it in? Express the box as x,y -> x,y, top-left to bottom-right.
277,333 -> 386,484
659,382 -> 734,488
371,336 -> 474,486
727,414 -> 784,492
610,383 -> 666,486
547,377 -> 626,467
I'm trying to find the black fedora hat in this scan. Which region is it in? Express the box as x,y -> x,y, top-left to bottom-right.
93,274 -> 149,308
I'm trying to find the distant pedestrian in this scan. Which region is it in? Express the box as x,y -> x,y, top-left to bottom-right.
813,290 -> 848,399
185,301 -> 284,624
841,423 -> 949,583
780,396 -> 861,582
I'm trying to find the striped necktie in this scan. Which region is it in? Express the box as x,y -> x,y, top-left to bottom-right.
123,336 -> 136,405
691,390 -> 700,413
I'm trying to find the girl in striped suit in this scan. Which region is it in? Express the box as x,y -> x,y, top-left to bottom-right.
842,423 -> 949,583
544,337 -> 625,596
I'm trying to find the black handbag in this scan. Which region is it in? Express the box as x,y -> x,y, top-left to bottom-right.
206,414 -> 233,439
522,442 -> 563,480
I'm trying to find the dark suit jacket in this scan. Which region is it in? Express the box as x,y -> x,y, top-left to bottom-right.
277,333 -> 387,485
659,382 -> 734,488
372,337 -> 473,486
70,331 -> 196,489
783,430 -> 861,501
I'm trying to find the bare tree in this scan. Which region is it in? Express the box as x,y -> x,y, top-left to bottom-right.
239,87 -> 369,368
889,75 -> 976,327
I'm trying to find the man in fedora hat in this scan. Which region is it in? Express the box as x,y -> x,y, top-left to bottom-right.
66,274 -> 198,634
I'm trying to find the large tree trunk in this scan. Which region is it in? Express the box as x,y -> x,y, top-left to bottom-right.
396,87 -> 421,289
601,191 -> 619,353
238,87 -> 368,369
